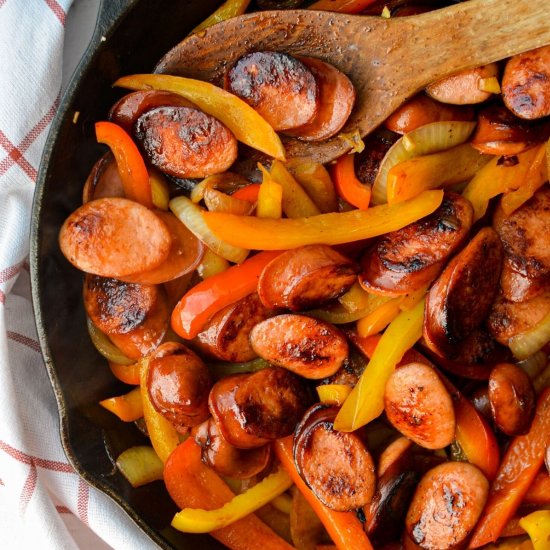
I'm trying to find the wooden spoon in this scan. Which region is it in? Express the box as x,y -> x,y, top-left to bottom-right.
156,0 -> 550,164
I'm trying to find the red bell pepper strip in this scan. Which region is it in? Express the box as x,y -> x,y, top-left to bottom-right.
171,250 -> 283,339
308,0 -> 377,14
231,183 -> 261,203
331,153 -> 371,210
469,387 -> 550,548
95,121 -> 153,208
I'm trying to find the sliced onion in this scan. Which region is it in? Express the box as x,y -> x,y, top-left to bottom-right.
509,310 -> 550,360
86,317 -> 134,365
190,172 -> 250,203
116,446 -> 164,488
371,120 -> 477,205
204,188 -> 255,215
308,292 -> 392,324
516,350 -> 548,380
534,363 -> 550,394
170,195 -> 249,264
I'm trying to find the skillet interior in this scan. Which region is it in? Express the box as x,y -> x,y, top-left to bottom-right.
30,0 -> 226,547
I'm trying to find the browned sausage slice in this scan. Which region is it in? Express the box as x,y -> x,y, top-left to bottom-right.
257,245 -> 358,311
225,51 -> 318,131
502,45 -> 550,119
147,342 -> 211,428
359,193 -> 473,296
424,227 -> 502,358
249,314 -> 348,379
82,153 -> 125,203
208,367 -> 310,449
354,131 -> 399,186
488,362 -> 536,436
135,106 -> 238,178
194,292 -> 276,362
293,404 -> 375,512
59,197 -> 171,278
500,253 -> 549,303
405,462 -> 489,549
384,363 -> 455,450
284,56 -> 355,141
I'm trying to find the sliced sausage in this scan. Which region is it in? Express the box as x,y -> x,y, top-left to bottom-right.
147,342 -> 211,428
424,227 -> 502,358
425,63 -> 499,105
225,51 -> 318,131
405,462 -> 489,549
59,197 -> 171,278
488,362 -> 536,436
257,245 -> 358,311
249,314 -> 348,379
208,367 -> 311,449
293,404 -> 375,511
377,436 -> 413,477
384,94 -> 474,135
194,292 -> 276,362
469,386 -> 493,422
284,56 -> 355,141
109,90 -> 194,133
384,363 -> 455,449
354,131 -> 399,186
359,193 -> 473,296
193,418 -> 270,479
500,253 -> 549,303
502,45 -> 550,119
135,106 -> 238,178
82,153 -> 124,203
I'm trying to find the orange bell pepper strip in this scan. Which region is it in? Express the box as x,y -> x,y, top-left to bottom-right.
99,386 -> 143,422
524,471 -> 550,505
469,387 -> 550,548
171,250 -> 283,339
108,360 -> 142,385
356,297 -> 403,337
202,190 -> 443,250
331,153 -> 371,210
164,438 -> 294,550
231,183 -> 260,203
307,0 -> 377,14
95,121 -> 153,208
273,436 -> 374,550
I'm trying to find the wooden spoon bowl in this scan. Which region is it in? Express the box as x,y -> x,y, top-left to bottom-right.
156,0 -> 550,163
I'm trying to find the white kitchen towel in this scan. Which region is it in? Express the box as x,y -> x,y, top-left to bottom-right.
0,1 -> 159,548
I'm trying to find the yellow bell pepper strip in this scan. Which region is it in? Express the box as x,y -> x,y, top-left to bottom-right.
500,142 -> 548,215
519,510 -> 550,550
197,248 -> 230,279
386,143 -> 491,204
190,0 -> 251,35
140,358 -> 179,463
274,437 -> 374,550
287,161 -> 338,213
203,189 -> 443,249
356,297 -> 403,338
270,493 -> 292,515
114,74 -> 286,161
269,160 -> 321,218
95,121 -> 153,208
333,298 -> 425,432
99,386 -> 143,422
149,167 -> 170,210
462,145 -> 542,221
116,446 -> 164,488
331,153 -> 371,210
171,250 -> 284,339
257,165 -> 283,219
317,384 -> 352,406
172,467 -> 293,533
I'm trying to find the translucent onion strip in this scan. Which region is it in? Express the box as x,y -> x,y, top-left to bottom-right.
86,317 -> 134,365
516,351 -> 549,380
116,446 -> 164,488
509,310 -> 550,360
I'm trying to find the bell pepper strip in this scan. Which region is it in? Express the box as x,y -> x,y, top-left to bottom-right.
99,387 -> 143,422
500,142 -> 548,216
356,297 -> 403,337
172,467 -> 293,533
231,183 -> 260,203
164,438 -> 294,549
524,471 -> 550,505
115,74 -> 286,161
171,250 -> 284,339
95,121 -> 153,208
308,300 -> 389,325
116,445 -> 164,488
519,510 -> 550,550
197,248 -> 230,279
273,437 -> 374,550
190,0 -> 251,35
203,189 -> 443,250
333,298 -> 425,432
386,143 -> 491,204
287,161 -> 338,213
338,281 -> 374,312
270,493 -> 292,515
462,145 -> 542,221
331,153 -> 371,210
208,357 -> 270,380
469,388 -> 550,548
316,384 -> 352,406
269,160 -> 321,218
140,358 -> 180,463
257,165 -> 283,219
307,0 -> 376,13
108,360 -> 142,385
149,167 -> 170,210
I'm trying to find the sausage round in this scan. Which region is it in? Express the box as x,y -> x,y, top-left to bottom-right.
257,244 -> 358,311
225,51 -> 318,131
354,131 -> 399,186
359,193 -> 473,296
135,106 -> 238,178
405,462 -> 489,549
424,227 -> 503,358
384,363 -> 456,450
82,153 -> 125,203
500,253 -> 549,303
249,314 -> 348,379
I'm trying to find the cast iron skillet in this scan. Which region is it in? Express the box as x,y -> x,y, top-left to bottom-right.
30,1 -> 226,548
